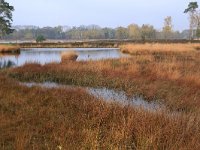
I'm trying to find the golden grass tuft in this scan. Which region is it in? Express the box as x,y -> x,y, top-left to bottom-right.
61,50 -> 78,63
0,45 -> 20,53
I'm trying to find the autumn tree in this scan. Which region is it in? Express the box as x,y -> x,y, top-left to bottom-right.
162,16 -> 173,39
115,27 -> 128,39
128,24 -> 141,40
0,0 -> 14,37
141,24 -> 156,41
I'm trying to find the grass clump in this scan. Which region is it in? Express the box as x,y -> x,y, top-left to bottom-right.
61,50 -> 78,63
0,45 -> 20,53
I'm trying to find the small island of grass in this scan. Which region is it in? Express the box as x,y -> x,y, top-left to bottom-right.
0,45 -> 20,54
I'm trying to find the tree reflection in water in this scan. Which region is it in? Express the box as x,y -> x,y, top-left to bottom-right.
0,60 -> 15,69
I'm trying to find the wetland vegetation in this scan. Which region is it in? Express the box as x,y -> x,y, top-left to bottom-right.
0,43 -> 200,149
1,0 -> 200,149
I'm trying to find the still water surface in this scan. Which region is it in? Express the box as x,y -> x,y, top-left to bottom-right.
0,48 -> 126,68
22,82 -> 163,111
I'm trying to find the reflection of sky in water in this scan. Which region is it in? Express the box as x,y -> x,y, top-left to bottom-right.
23,82 -> 163,111
0,48 -> 127,67
87,88 -> 162,110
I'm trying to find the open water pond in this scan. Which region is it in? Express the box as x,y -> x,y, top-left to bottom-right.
0,48 -> 127,68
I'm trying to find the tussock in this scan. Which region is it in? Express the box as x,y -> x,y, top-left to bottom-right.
61,50 -> 78,63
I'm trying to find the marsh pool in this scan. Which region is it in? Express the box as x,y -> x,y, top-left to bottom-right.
0,48 -> 127,68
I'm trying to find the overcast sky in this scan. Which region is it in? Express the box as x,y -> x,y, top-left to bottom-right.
6,0 -> 199,31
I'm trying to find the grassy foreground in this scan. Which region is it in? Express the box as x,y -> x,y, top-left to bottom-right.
0,45 -> 20,53
0,74 -> 200,149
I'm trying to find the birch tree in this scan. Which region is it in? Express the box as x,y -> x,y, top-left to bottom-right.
184,2 -> 198,39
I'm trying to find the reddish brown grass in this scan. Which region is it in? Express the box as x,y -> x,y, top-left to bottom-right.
0,75 -> 200,149
0,45 -> 20,53
2,43 -> 200,149
6,54 -> 200,112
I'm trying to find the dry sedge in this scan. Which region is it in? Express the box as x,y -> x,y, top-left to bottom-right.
0,75 -> 200,149
61,50 -> 78,63
120,43 -> 200,54
0,45 -> 20,53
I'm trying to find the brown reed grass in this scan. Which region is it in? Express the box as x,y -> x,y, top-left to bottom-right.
0,45 -> 20,53
120,43 -> 200,54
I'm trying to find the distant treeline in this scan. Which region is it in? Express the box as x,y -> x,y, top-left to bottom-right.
19,39 -> 200,48
2,24 -> 195,41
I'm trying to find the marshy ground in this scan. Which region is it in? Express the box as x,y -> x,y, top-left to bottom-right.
1,43 -> 200,149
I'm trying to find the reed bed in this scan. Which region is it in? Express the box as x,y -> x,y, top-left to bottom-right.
0,45 -> 20,53
120,43 -> 200,54
0,75 -> 200,149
